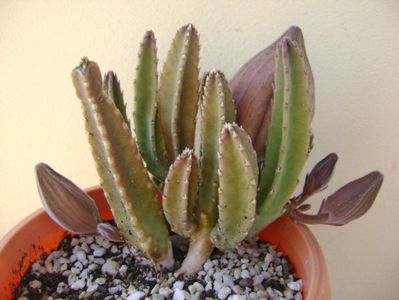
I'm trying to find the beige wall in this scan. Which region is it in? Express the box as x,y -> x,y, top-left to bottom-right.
1,1 -> 398,299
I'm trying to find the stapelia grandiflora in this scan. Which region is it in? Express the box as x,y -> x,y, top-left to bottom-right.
36,24 -> 383,275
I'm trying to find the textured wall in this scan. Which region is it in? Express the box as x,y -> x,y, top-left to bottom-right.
1,1 -> 398,299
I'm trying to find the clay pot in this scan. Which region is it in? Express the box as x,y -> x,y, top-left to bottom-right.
0,187 -> 331,299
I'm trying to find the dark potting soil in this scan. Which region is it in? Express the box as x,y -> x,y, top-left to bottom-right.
13,234 -> 303,300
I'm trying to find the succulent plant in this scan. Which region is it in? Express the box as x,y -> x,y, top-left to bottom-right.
35,24 -> 383,276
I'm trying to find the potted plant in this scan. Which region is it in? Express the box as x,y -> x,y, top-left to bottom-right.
1,25 -> 382,300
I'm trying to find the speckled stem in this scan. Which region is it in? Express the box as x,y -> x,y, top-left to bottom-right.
210,124 -> 258,249
71,59 -> 173,270
157,24 -> 200,163
103,71 -> 130,129
251,38 -> 312,235
133,31 -> 167,180
194,71 -> 236,228
177,71 -> 236,275
163,148 -> 199,237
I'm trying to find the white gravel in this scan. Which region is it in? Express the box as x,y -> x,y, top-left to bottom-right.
15,234 -> 303,299
101,259 -> 120,275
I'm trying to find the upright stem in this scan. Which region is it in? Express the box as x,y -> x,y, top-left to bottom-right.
176,226 -> 213,276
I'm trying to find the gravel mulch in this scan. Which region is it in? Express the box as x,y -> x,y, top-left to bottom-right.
13,234 -> 303,300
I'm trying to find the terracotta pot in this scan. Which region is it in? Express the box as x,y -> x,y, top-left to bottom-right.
0,186 -> 331,299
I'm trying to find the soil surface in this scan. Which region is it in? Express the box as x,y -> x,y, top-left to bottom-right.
13,234 -> 302,299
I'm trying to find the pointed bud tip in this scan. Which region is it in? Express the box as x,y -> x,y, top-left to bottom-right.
329,152 -> 338,161
369,171 -> 384,184
182,23 -> 196,33
223,122 -> 239,132
181,148 -> 193,157
35,162 -> 54,178
35,162 -> 48,171
287,25 -> 302,34
144,30 -> 155,41
73,57 -> 99,77
75,57 -> 91,73
105,70 -> 116,80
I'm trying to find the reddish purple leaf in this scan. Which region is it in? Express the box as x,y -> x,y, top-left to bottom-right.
303,153 -> 338,196
289,171 -> 383,225
318,171 -> 383,225
97,222 -> 123,242
298,204 -> 312,211
35,163 -> 101,234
